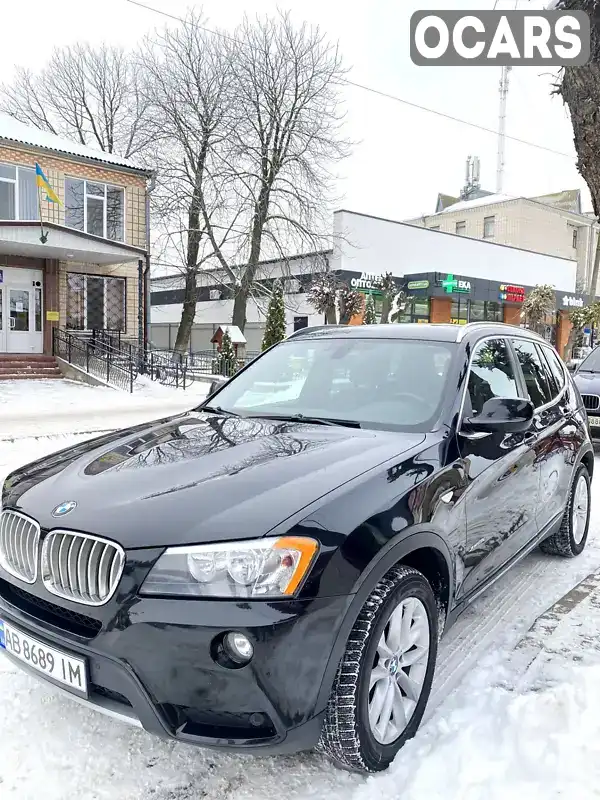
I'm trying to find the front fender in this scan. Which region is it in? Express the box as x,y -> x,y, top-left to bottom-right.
313,530 -> 455,715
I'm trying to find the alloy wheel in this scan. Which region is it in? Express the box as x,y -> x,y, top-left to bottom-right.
572,473 -> 590,545
368,596 -> 430,745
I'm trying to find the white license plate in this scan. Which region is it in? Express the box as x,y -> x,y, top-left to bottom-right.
0,619 -> 87,695
589,416 -> 600,427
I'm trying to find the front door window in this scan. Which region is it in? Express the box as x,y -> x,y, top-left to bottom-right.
9,289 -> 30,332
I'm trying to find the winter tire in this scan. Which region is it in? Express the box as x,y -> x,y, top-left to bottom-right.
540,464 -> 591,558
318,565 -> 438,773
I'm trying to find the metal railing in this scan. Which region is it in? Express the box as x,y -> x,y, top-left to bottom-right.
53,329 -> 135,393
55,328 -> 261,392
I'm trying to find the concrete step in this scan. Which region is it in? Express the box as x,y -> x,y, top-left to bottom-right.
0,376 -> 63,381
0,354 -> 56,363
0,354 -> 62,380
0,362 -> 59,370
0,368 -> 62,378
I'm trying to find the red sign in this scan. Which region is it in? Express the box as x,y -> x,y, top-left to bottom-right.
499,284 -> 525,303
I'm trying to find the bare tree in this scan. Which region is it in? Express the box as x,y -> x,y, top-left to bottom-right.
1,44 -> 151,159
219,11 -> 350,332
139,12 -> 242,357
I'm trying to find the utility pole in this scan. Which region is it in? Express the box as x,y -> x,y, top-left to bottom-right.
496,66 -> 511,194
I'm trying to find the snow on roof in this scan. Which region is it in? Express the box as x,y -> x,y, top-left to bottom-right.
0,112 -> 150,173
439,193 -> 517,214
212,325 -> 247,344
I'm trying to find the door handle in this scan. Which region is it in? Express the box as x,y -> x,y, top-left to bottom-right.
9,317 -> 15,329
523,432 -> 537,445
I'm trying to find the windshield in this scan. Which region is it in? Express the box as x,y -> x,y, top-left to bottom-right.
204,337 -> 457,431
578,348 -> 600,373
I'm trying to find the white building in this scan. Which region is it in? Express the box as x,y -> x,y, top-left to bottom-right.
404,188 -> 598,294
151,208 -> 580,354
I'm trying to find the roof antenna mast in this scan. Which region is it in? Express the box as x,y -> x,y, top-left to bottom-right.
496,66 -> 511,194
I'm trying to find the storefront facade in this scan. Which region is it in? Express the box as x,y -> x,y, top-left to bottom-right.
342,268 -> 588,356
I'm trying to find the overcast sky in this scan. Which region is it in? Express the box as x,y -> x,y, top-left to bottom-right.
1,0 -> 588,221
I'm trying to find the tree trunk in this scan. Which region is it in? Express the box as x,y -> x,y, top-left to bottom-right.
172,271 -> 197,359
560,4 -> 600,301
563,325 -> 579,361
172,162 -> 204,358
231,284 -> 250,331
588,232 -> 600,303
325,306 -> 337,324
231,185 -> 270,333
380,295 -> 391,324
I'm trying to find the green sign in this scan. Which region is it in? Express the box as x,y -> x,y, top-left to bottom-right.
407,280 -> 429,290
440,274 -> 471,294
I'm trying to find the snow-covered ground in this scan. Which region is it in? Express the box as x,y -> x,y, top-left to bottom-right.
1,383 -> 600,799
0,378 -> 209,439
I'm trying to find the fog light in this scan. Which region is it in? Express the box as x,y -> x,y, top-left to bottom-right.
224,632 -> 254,664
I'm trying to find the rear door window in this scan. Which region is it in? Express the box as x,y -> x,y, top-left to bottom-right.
539,345 -> 566,396
512,339 -> 556,408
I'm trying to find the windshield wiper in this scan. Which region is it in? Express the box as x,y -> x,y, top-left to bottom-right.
248,413 -> 361,428
201,405 -> 240,417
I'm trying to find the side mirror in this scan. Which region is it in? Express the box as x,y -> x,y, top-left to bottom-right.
465,397 -> 534,434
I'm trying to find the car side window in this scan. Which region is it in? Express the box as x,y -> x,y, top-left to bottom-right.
539,345 -> 566,395
466,338 -> 520,416
512,339 -> 555,408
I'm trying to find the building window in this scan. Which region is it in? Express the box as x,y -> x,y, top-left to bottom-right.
451,297 -> 468,324
0,163 -> 38,221
293,316 -> 308,331
66,273 -> 126,332
483,216 -> 495,239
468,300 -> 502,322
455,221 -> 466,236
397,298 -> 430,323
65,178 -> 125,241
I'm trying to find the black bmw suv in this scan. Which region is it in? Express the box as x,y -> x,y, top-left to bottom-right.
0,322 -> 593,774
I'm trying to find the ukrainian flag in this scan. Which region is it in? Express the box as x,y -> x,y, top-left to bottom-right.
35,163 -> 61,205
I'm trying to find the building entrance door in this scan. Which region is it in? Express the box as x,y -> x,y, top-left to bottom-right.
0,268 -> 44,354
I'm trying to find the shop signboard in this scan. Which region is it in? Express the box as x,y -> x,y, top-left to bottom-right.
407,280 -> 429,290
561,294 -> 584,309
499,284 -> 525,303
350,272 -> 386,292
438,274 -> 471,294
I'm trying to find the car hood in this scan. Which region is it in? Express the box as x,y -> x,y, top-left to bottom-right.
574,370 -> 600,394
4,412 -> 425,549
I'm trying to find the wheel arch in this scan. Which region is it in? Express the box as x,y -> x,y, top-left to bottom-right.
579,446 -> 594,480
314,531 -> 454,714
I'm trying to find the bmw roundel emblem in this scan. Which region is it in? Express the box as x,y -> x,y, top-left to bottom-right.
52,501 -> 77,518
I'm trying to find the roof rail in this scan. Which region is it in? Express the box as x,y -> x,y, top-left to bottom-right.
286,324 -> 344,339
455,321 -> 545,342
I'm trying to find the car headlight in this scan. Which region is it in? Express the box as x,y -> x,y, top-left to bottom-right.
140,536 -> 319,599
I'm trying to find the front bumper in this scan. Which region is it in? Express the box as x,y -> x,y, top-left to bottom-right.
585,413 -> 600,440
0,577 -> 350,755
